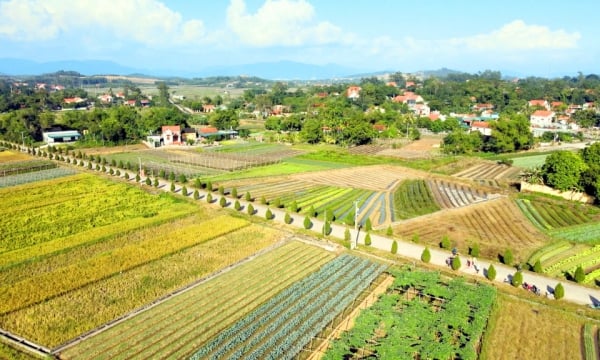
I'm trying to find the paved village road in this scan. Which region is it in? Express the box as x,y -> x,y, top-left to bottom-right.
67,156 -> 600,308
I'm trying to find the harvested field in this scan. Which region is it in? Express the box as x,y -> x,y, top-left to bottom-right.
347,144 -> 388,156
292,164 -> 423,191
481,294 -> 592,360
453,161 -> 523,184
377,136 -> 442,159
392,198 -> 548,260
0,150 -> 31,163
428,179 -> 495,209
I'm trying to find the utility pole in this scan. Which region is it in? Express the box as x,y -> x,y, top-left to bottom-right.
353,201 -> 360,249
21,131 -> 25,151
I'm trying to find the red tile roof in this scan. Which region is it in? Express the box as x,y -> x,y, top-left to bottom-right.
471,121 -> 490,128
531,110 -> 554,117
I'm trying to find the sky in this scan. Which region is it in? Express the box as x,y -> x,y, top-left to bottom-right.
0,0 -> 598,77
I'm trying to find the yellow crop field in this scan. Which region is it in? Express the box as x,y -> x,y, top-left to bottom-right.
2,224 -> 284,347
0,215 -> 249,315
0,173 -> 198,252
0,150 -> 31,163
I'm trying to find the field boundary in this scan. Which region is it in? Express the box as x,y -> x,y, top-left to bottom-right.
0,327 -> 51,358
52,237 -> 291,354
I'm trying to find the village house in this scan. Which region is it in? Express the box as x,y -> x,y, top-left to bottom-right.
472,103 -> 494,112
63,97 -> 85,105
346,86 -> 361,100
98,94 -> 113,103
161,125 -> 181,145
528,99 -> 551,110
181,128 -> 197,143
470,121 -> 492,136
530,110 -> 555,127
202,104 -> 216,113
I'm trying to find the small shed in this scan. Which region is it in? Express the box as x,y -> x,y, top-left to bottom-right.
43,130 -> 82,143
182,128 -> 197,143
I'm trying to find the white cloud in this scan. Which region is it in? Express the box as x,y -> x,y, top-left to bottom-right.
452,20 -> 580,51
0,0 -> 206,45
226,0 -> 344,46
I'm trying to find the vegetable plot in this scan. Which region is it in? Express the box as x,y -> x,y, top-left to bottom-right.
190,254 -> 387,360
323,269 -> 496,360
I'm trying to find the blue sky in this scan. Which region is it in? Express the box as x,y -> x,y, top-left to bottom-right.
0,0 -> 597,77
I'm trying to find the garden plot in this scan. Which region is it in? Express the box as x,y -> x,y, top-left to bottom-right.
59,241 -> 337,359
292,165 -> 423,191
452,161 -> 522,186
427,179 -> 494,209
392,198 -> 547,260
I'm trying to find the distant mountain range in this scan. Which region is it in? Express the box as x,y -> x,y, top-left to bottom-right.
0,57 -> 533,81
0,58 -> 367,80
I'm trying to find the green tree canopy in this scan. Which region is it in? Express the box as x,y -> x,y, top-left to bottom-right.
542,150 -> 587,191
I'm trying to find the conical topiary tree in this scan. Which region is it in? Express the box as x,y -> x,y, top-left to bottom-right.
487,264 -> 497,281
154,178 -> 159,187
365,218 -> 372,231
265,208 -> 273,220
386,225 -> 393,236
574,265 -> 586,283
391,240 -> 398,254
145,177 -> 151,186
193,189 -> 200,200
511,270 -> 523,287
170,182 -> 176,192
124,172 -> 129,180
135,173 -> 141,182
421,247 -> 431,263
554,282 -> 564,300
206,193 -> 213,203
303,216 -> 312,229
260,196 -> 267,205
470,243 -> 480,257
440,235 -> 451,249
533,259 -> 542,273
323,221 -> 331,235
503,249 -> 514,266
231,187 -> 238,199
219,185 -> 225,195
365,233 -> 372,246
194,178 -> 202,189
181,185 -> 188,196
245,191 -> 252,202
234,200 -> 241,211
290,200 -> 299,213
247,203 -> 254,215
284,212 -> 292,224
206,181 -> 213,192
344,228 -> 351,242
451,256 -> 461,270
220,196 -> 227,207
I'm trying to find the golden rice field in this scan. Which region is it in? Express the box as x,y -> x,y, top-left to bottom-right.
480,294 -> 594,360
0,174 -> 284,348
0,150 -> 31,163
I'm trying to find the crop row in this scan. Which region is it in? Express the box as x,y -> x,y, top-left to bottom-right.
0,159 -> 56,174
583,324 -> 597,360
190,255 -> 386,360
543,245 -> 600,276
191,255 -> 361,359
0,216 -> 249,315
527,240 -> 573,266
0,167 -> 76,188
516,199 -> 551,230
517,198 -> 590,231
549,222 -> 600,244
393,179 -> 440,220
323,269 -> 496,360
60,242 -> 334,359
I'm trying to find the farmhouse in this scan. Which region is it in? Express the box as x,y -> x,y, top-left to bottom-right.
530,110 -> 555,128
346,86 -> 361,100
43,130 -> 82,143
161,125 -> 181,145
182,128 -> 197,143
470,121 -> 492,136
528,99 -> 550,110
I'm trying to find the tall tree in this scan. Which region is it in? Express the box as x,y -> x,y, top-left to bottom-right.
542,150 -> 587,191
